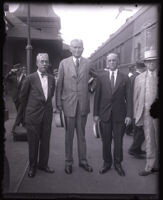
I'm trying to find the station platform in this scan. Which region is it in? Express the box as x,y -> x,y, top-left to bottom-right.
3,95 -> 159,199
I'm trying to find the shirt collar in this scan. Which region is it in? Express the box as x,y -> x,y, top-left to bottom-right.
109,69 -> 118,75
147,70 -> 156,76
37,70 -> 47,78
73,56 -> 81,63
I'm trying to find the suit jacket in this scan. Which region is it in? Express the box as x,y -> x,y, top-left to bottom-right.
19,71 -> 55,124
56,56 -> 91,117
133,71 -> 147,125
93,70 -> 132,122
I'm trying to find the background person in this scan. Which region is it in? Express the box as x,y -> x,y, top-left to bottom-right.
128,61 -> 147,158
133,50 -> 159,176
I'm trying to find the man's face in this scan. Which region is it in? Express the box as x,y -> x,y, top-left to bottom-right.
37,55 -> 49,73
70,40 -> 84,58
107,54 -> 118,71
145,59 -> 157,71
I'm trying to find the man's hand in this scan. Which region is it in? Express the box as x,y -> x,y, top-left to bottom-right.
94,116 -> 100,123
125,117 -> 131,126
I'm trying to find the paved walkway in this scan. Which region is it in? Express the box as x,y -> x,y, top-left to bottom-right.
3,95 -> 159,198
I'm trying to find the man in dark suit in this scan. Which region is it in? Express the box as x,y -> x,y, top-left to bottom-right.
19,53 -> 55,177
128,61 -> 146,159
93,53 -> 132,176
56,39 -> 93,174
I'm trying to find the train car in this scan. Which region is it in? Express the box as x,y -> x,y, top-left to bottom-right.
89,5 -> 159,75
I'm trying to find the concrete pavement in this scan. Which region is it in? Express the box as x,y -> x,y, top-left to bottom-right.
3,94 -> 159,197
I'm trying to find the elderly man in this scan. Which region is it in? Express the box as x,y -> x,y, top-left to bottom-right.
93,53 -> 132,176
19,53 -> 55,177
56,39 -> 93,174
133,50 -> 159,176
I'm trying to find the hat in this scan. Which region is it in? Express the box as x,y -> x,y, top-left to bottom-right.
144,50 -> 157,61
54,111 -> 65,128
93,121 -> 101,138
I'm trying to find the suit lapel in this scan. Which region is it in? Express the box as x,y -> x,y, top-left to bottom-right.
104,71 -> 112,94
35,72 -> 46,101
47,75 -> 52,100
69,57 -> 78,78
112,71 -> 122,94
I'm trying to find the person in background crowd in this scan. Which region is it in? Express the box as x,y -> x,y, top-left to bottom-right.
18,53 -> 55,178
128,61 -> 147,158
128,64 -> 136,78
93,53 -> 132,176
5,66 -> 27,131
133,50 -> 159,176
56,39 -> 93,175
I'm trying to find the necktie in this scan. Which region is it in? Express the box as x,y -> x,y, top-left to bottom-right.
76,58 -> 79,67
111,71 -> 114,92
75,58 -> 79,75
41,73 -> 47,78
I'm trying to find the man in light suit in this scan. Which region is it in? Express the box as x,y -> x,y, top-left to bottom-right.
93,53 -> 132,176
128,61 -> 146,158
19,53 -> 55,177
56,39 -> 93,174
133,50 -> 159,176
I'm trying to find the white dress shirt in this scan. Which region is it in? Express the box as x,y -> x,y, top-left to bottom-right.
109,69 -> 118,86
73,56 -> 81,66
37,70 -> 48,100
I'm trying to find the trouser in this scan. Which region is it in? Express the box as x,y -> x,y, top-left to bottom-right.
26,115 -> 52,168
129,125 -> 145,153
143,107 -> 159,172
64,103 -> 88,166
100,119 -> 126,165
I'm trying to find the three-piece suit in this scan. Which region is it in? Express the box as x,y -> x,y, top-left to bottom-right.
56,56 -> 91,166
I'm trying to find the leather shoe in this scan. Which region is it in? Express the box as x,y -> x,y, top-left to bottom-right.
38,166 -> 55,173
79,163 -> 93,172
28,167 -> 36,178
99,165 -> 111,174
114,164 -> 125,176
128,150 -> 145,159
65,165 -> 72,174
151,168 -> 159,173
139,170 -> 153,176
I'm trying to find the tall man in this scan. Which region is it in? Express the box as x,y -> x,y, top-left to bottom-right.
56,39 -> 93,174
133,50 -> 159,176
93,53 -> 132,176
19,53 -> 55,177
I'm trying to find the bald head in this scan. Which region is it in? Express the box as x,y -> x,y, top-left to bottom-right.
70,39 -> 84,58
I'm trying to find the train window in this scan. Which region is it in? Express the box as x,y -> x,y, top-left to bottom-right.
145,24 -> 158,51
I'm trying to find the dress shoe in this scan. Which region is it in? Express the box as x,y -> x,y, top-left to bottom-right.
139,170 -> 153,176
151,168 -> 159,173
38,166 -> 55,173
79,163 -> 93,172
114,164 -> 125,176
65,165 -> 72,174
99,165 -> 111,174
28,168 -> 36,178
128,150 -> 145,159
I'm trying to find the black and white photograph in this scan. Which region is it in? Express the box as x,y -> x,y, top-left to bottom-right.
2,1 -> 160,199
